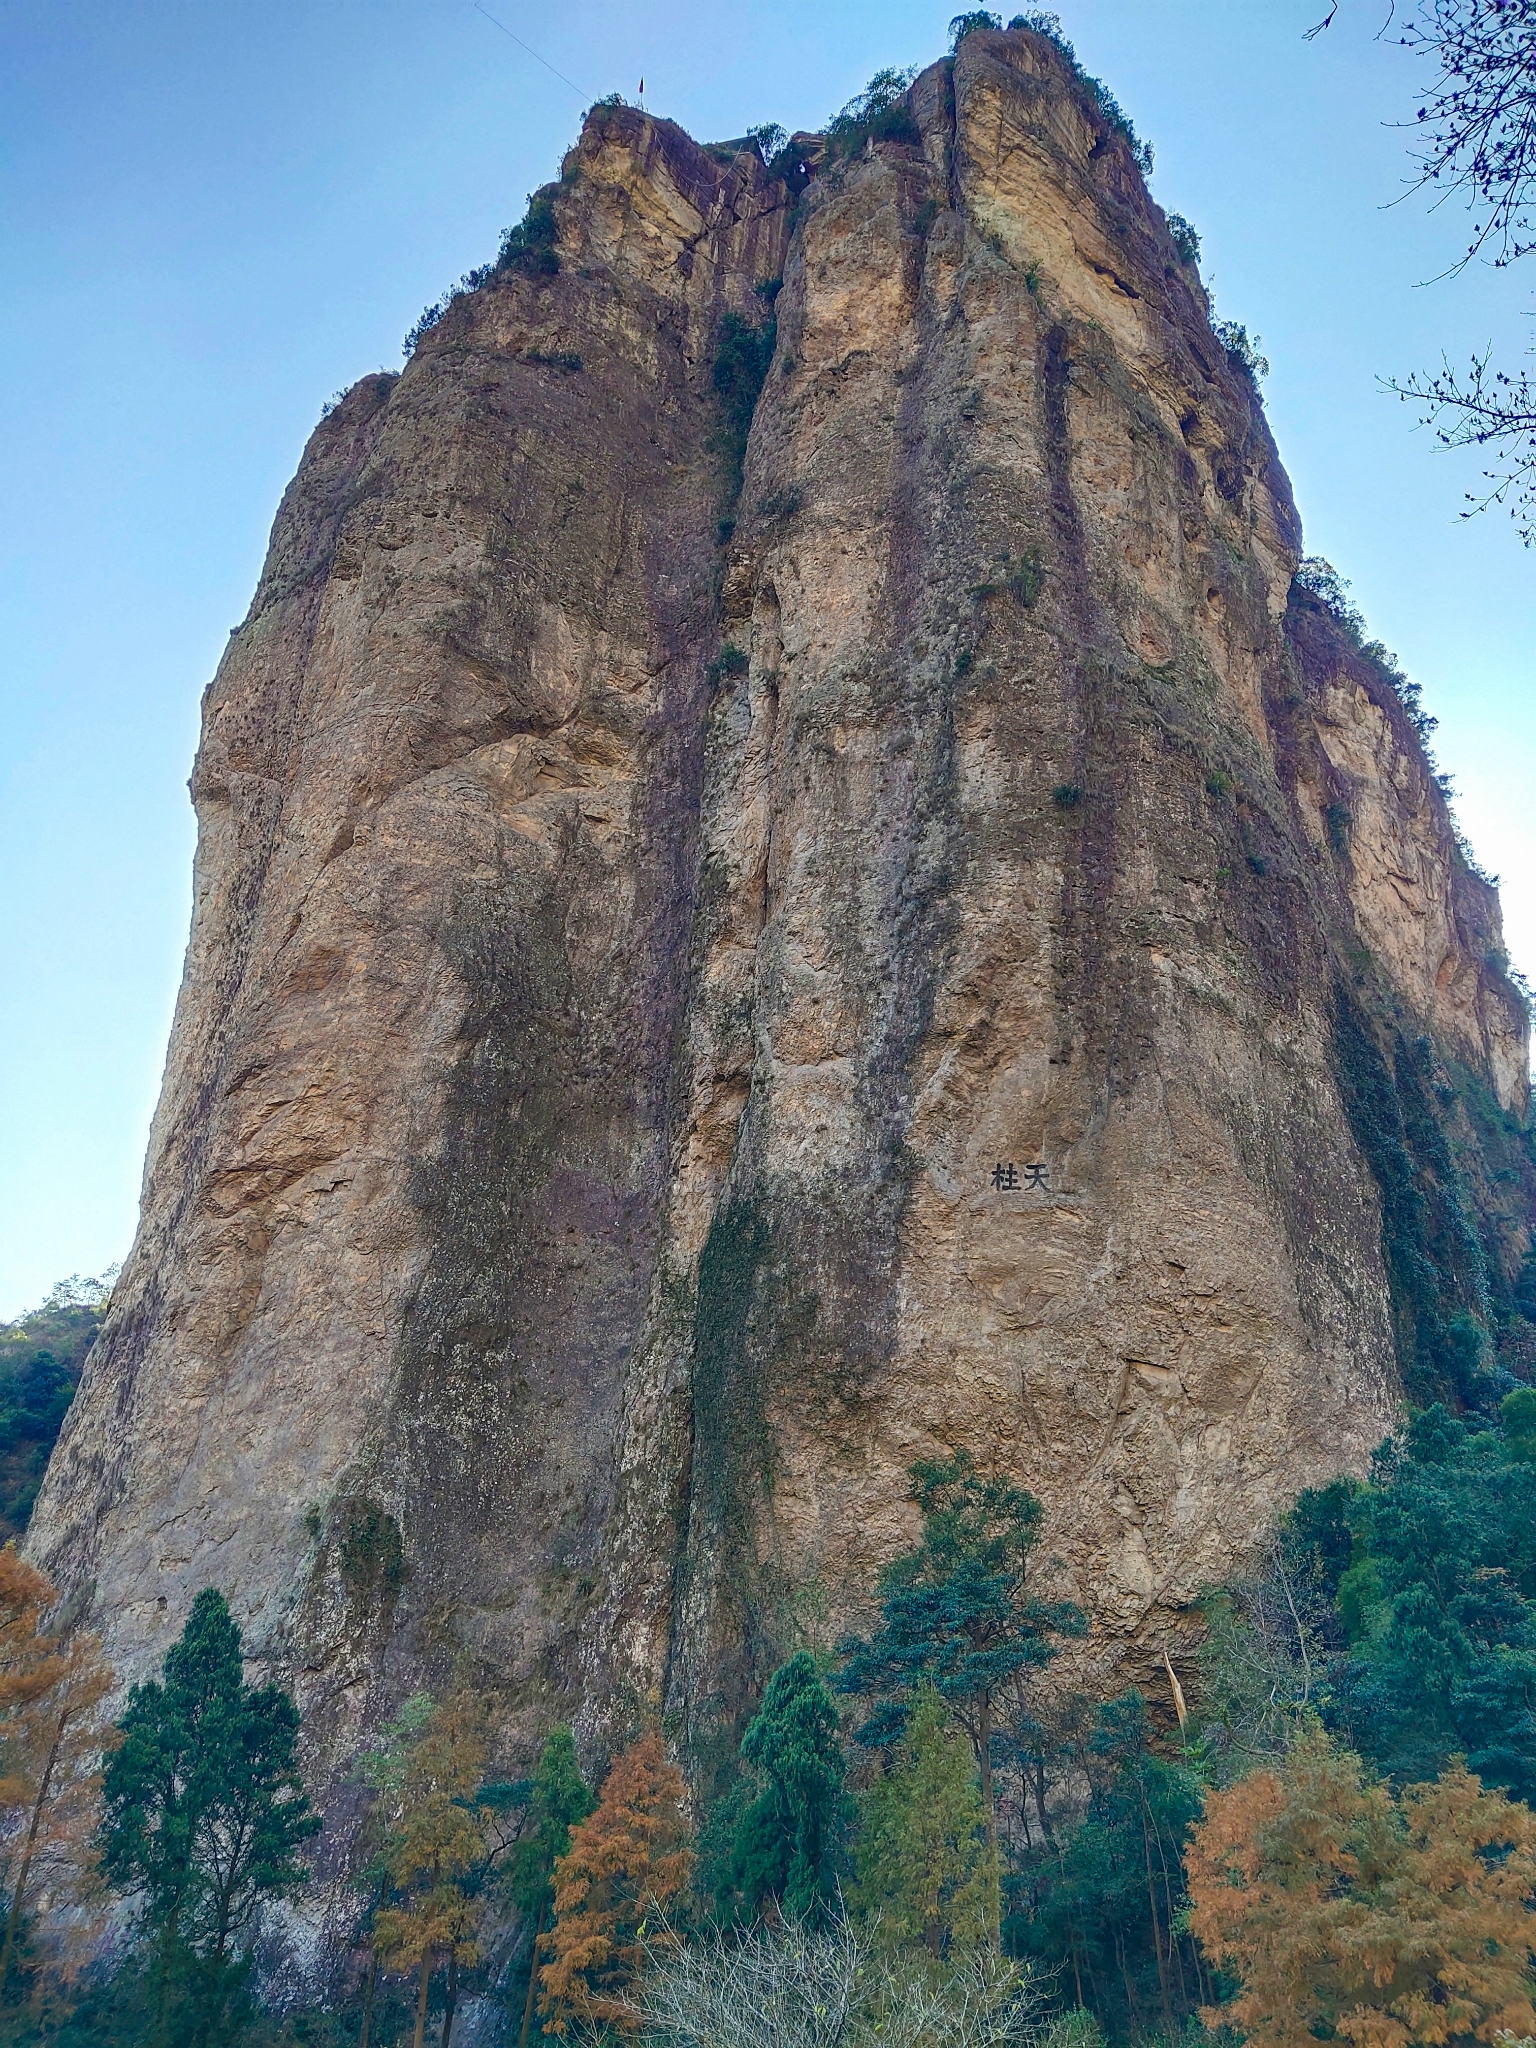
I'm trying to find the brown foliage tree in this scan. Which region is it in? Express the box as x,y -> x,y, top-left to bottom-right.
538,1731 -> 693,2036
1186,1727 -> 1536,2048
372,1691 -> 490,2048
0,1545 -> 115,1994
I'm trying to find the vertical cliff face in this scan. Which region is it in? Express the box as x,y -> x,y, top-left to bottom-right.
31,28 -> 1532,1798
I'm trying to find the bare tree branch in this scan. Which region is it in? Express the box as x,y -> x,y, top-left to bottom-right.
1388,348 -> 1536,538
1387,0 -> 1536,270
1310,3 -> 1536,532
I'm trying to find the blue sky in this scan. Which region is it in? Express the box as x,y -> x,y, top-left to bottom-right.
3,0 -> 1534,1317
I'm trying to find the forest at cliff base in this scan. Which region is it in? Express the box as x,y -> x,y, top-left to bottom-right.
2,1365 -> 1536,2048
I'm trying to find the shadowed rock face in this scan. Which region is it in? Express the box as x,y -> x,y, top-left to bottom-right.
30,31 -> 1532,1808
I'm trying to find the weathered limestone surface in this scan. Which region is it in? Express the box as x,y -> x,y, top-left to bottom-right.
31,30 -> 1532,1813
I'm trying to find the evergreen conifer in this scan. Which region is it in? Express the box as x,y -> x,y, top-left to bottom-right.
838,1451 -> 1083,1887
99,1588 -> 318,2047
507,1726 -> 595,2048
728,1652 -> 848,1926
850,1687 -> 997,1958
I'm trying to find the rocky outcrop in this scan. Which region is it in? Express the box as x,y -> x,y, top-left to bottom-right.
31,27 -> 1532,1815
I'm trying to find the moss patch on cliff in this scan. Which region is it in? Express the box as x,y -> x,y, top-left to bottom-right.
678,1194 -> 775,1787
713,312 -> 777,499
692,1195 -> 774,1543
405,878 -> 578,1365
1331,987 -> 1504,1410
381,845 -> 662,1705
1438,1055 -> 1536,1377
338,1500 -> 407,1611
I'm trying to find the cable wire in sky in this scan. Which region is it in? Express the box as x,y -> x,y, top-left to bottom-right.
472,2 -> 593,104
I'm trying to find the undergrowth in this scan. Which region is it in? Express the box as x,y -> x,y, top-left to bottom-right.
402,186 -> 561,358
825,69 -> 922,157
713,311 -> 778,491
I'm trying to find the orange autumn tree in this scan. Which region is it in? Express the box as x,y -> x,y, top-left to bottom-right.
538,1730 -> 693,2035
1186,1726 -> 1536,2048
0,1546 -> 116,1993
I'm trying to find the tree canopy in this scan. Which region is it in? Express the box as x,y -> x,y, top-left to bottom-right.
726,1652 -> 849,1928
507,1725 -> 595,2048
1281,1396 -> 1536,1800
538,1731 -> 693,2036
99,1588 -> 318,2045
838,1451 -> 1084,1870
849,1687 -> 997,1959
1188,1726 -> 1536,2048
0,1276 -> 112,1541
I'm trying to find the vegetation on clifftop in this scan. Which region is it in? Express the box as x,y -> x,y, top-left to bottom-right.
947,12 -> 1154,174
0,1277 -> 111,1542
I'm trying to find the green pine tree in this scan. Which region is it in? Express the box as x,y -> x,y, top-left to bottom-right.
849,1687 -> 997,1958
99,1588 -> 320,2047
506,1727 -> 594,2048
838,1451 -> 1084,1886
727,1652 -> 848,1926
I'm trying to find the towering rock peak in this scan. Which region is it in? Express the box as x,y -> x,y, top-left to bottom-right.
557,103 -> 792,322
31,26 -> 1532,1856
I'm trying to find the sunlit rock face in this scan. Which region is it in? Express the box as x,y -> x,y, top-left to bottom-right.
31,29 -> 1530,1811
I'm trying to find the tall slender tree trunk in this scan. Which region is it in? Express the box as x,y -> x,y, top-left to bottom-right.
193,1870 -> 243,2048
976,1692 -> 1000,1945
412,1952 -> 433,2048
518,1902 -> 546,2048
442,1947 -> 459,2048
0,1706 -> 66,1992
359,1868 -> 388,2048
1082,1937 -> 1108,2013
1069,1882 -> 1107,2012
1031,1758 -> 1057,1850
155,1887 -> 187,2048
1141,1807 -> 1172,2029
1151,1815 -> 1190,2010
359,1947 -> 379,2048
976,1693 -> 997,1851
1114,1928 -> 1138,2025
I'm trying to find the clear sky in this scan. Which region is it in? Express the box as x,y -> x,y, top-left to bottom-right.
3,0 -> 1533,1318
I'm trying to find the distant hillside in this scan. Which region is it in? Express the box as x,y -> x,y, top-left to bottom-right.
0,1277 -> 110,1542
